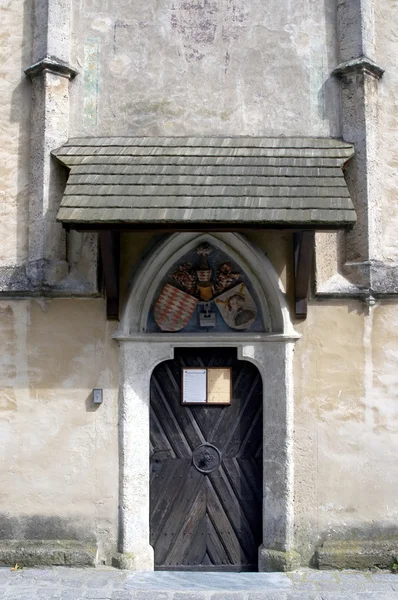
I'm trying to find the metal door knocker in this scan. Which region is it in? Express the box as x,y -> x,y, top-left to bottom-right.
192,443 -> 222,474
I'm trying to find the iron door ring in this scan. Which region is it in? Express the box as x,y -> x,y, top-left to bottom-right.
192,443 -> 222,474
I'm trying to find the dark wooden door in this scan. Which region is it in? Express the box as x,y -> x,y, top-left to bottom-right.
150,348 -> 263,571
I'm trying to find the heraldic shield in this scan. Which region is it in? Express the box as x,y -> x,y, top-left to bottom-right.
215,283 -> 257,330
154,283 -> 199,332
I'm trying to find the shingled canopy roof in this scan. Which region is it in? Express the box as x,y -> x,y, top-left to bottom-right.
53,137 -> 355,229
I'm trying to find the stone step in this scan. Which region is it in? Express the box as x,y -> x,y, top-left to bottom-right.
0,540 -> 96,568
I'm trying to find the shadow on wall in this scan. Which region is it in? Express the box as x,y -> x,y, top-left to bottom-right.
319,0 -> 341,136
85,390 -> 102,413
321,0 -> 350,276
8,1 -> 74,291
0,514 -> 96,543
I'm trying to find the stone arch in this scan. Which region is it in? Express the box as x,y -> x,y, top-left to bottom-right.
114,232 -> 300,572
118,232 -> 293,337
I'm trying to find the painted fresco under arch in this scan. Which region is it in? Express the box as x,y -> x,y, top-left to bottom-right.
147,243 -> 269,333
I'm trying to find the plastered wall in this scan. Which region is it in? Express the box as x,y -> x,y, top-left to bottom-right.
70,0 -> 341,137
375,2 -> 398,262
1,0 -> 398,566
1,231 -> 398,562
0,299 -> 119,562
294,300 -> 398,562
0,0 -> 31,267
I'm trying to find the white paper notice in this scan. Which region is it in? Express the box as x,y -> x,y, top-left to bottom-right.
182,369 -> 207,403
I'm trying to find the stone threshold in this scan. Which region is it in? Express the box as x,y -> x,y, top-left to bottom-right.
124,571 -> 292,592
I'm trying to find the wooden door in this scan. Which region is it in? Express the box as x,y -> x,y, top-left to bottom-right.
150,348 -> 263,571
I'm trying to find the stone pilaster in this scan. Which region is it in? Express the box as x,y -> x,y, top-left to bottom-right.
20,0 -> 98,295
24,0 -> 72,288
117,342 -> 174,570
115,336 -> 299,571
241,342 -> 301,572
315,0 -> 391,297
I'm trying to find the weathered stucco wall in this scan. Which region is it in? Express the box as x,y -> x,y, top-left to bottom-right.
0,299 -> 119,562
1,0 -> 398,569
294,300 -> 398,562
0,0 -> 31,267
70,0 -> 341,137
0,234 -> 398,564
375,3 -> 398,263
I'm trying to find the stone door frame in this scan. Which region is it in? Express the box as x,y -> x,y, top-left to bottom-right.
113,233 -> 300,571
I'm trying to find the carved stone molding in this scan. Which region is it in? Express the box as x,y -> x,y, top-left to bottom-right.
114,233 -> 300,570
332,55 -> 384,80
117,338 -> 298,571
316,261 -> 398,298
25,55 -> 78,80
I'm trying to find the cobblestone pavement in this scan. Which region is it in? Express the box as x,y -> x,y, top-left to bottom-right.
0,567 -> 398,600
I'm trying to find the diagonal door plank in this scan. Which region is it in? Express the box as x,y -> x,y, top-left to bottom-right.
206,477 -> 242,564
206,513 -> 230,566
156,467 -> 204,566
150,348 -> 263,570
208,465 -> 256,561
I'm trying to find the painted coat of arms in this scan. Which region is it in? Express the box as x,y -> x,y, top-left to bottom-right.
154,283 -> 199,332
152,244 -> 258,332
215,283 -> 257,330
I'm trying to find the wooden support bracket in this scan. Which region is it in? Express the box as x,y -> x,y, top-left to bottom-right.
99,231 -> 120,320
294,230 -> 315,319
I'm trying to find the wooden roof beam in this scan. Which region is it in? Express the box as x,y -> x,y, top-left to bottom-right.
99,231 -> 120,320
294,230 -> 315,319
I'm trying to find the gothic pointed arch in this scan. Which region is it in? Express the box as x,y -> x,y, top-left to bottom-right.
119,233 -> 293,337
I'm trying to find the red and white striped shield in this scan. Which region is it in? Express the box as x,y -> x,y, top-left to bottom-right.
154,283 -> 198,332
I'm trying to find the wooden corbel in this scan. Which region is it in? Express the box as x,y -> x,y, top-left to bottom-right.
293,231 -> 315,318
99,231 -> 120,320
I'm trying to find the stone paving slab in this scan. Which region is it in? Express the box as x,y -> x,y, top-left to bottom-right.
0,567 -> 398,600
125,572 -> 291,591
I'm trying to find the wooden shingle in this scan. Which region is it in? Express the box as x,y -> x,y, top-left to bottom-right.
53,137 -> 356,228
